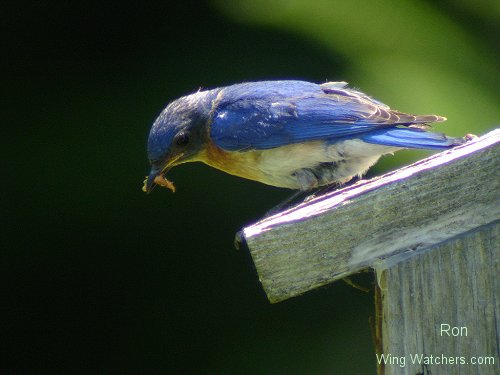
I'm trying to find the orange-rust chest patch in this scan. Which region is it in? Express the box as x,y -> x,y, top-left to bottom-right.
198,140 -> 266,182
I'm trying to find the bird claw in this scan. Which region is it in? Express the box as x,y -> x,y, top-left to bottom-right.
464,133 -> 477,141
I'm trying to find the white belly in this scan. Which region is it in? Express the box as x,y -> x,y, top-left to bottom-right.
256,139 -> 401,189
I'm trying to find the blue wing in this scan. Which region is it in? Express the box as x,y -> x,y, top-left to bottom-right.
210,80 -> 456,151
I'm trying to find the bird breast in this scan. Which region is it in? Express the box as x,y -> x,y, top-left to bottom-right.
200,138 -> 400,189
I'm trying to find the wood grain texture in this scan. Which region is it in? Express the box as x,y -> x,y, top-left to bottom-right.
378,222 -> 499,375
243,129 -> 500,303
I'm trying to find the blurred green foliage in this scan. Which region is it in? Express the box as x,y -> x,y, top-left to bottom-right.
214,0 -> 500,167
214,0 -> 499,130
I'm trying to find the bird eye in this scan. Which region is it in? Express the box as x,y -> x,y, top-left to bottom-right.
175,133 -> 190,146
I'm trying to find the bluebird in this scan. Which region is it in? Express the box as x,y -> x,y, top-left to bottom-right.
143,80 -> 467,193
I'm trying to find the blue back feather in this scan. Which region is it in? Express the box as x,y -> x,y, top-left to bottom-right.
209,81 -> 458,151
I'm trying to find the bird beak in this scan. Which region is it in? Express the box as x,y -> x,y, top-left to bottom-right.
143,153 -> 184,194
144,166 -> 162,194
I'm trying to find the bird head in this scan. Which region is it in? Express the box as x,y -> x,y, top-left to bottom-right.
143,90 -> 215,193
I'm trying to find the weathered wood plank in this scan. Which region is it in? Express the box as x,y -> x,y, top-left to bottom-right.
243,129 -> 500,303
377,221 -> 499,375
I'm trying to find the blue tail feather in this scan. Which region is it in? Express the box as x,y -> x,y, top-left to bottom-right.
361,128 -> 464,150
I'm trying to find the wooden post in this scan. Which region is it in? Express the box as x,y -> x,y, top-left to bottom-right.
242,129 -> 500,374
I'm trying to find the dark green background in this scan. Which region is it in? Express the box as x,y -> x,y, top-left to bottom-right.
2,1 -> 498,373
